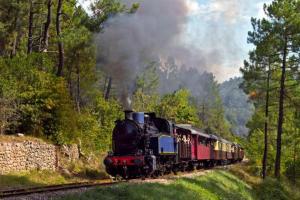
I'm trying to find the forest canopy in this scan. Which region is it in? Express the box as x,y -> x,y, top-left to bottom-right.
0,0 -> 248,151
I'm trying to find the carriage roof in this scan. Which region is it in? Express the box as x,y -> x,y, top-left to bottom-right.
175,124 -> 211,138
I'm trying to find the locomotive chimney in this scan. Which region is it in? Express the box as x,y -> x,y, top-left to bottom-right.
124,110 -> 133,120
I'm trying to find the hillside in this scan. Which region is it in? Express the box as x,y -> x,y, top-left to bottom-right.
59,164 -> 299,200
220,78 -> 254,137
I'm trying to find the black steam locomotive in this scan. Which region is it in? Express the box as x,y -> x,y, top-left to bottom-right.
104,111 -> 244,179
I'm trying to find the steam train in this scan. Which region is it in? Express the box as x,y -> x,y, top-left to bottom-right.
104,111 -> 244,179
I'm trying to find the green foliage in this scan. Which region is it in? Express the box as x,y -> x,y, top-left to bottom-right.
285,159 -> 300,184
0,0 -> 239,158
66,94 -> 123,153
255,178 -> 292,200
0,0 -> 27,56
241,0 -> 300,180
0,55 -> 78,142
135,62 -> 159,94
87,0 -> 136,32
132,62 -> 160,112
60,170 -> 254,200
156,89 -> 200,126
132,90 -> 159,112
92,95 -> 123,151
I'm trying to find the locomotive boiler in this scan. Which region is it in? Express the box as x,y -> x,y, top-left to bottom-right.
104,111 -> 177,178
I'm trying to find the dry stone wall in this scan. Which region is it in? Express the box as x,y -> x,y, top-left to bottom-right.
0,140 -> 58,174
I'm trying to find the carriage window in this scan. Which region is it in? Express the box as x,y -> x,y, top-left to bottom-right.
198,137 -> 201,144
205,140 -> 210,146
198,137 -> 207,145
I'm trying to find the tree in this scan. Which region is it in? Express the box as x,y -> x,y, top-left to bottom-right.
241,51 -> 275,178
86,0 -> 138,33
41,0 -> 52,52
0,0 -> 27,57
56,0 -> 64,76
156,89 -> 200,125
132,62 -> 160,112
27,0 -> 34,54
265,0 -> 300,178
245,0 -> 300,178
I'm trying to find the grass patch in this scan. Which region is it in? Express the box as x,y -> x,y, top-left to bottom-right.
0,169 -> 109,190
228,163 -> 300,200
0,155 -> 109,190
59,170 -> 254,200
0,164 -> 109,190
58,164 -> 300,200
0,135 -> 50,143
0,170 -> 70,189
255,177 -> 298,200
59,153 -> 109,180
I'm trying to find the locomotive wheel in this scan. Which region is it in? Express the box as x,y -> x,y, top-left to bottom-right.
204,161 -> 209,169
172,166 -> 179,175
122,166 -> 129,179
180,166 -> 185,172
152,170 -> 160,178
189,164 -> 195,171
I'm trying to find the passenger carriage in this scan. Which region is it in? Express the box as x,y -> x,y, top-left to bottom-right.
175,125 -> 213,168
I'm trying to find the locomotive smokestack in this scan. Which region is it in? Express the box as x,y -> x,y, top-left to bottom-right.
124,110 -> 133,120
121,92 -> 132,110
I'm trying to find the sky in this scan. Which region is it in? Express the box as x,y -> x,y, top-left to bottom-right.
183,0 -> 271,81
79,0 -> 271,82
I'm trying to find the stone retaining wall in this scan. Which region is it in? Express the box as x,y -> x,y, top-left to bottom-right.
0,141 -> 57,174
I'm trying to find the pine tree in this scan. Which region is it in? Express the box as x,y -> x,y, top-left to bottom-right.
243,0 -> 300,178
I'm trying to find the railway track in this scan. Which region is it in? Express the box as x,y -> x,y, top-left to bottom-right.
0,163 -> 240,199
0,181 -> 118,199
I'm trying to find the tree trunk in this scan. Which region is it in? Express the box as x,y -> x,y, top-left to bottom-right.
76,63 -> 80,113
56,0 -> 64,76
262,65 -> 270,179
27,0 -> 34,54
41,0 -> 52,52
275,36 -> 288,178
103,77 -> 108,96
10,2 -> 19,57
67,64 -> 73,97
11,34 -> 18,58
12,2 -> 23,57
105,77 -> 112,100
293,131 -> 296,184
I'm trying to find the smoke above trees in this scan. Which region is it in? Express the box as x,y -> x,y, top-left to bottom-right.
95,0 -> 207,101
95,0 -> 257,118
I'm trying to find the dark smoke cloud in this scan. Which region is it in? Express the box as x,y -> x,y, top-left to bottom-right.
96,0 -> 208,105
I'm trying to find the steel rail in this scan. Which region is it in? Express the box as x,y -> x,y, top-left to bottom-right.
0,181 -> 118,198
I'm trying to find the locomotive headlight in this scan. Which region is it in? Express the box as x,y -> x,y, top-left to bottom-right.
136,149 -> 143,155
